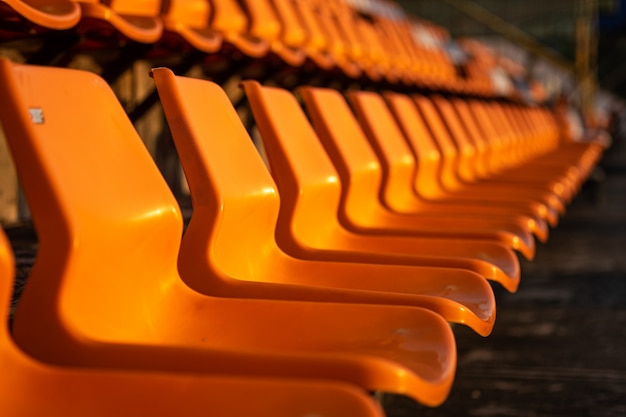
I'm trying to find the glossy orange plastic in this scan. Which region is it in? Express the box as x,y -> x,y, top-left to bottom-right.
431,96 -> 571,216
161,0 -> 223,53
72,0 -> 164,43
308,0 -> 362,78
385,92 -> 560,228
346,90 -> 549,244
0,228 -> 386,417
243,81 -> 520,292
152,67 -> 496,336
290,0 -> 336,70
506,104 -> 603,185
379,93 -> 552,234
267,0 -> 308,66
467,100 -> 602,203
0,58 -> 457,407
299,86 -> 534,264
209,0 -> 269,57
0,0 -> 80,30
413,95 -> 566,216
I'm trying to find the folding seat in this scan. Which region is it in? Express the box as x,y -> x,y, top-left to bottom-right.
152,67 -> 496,336
451,98 -> 576,207
0,0 -> 80,66
289,0 -> 337,73
209,0 -> 308,68
242,81 -> 522,292
386,93 -> 560,228
468,100 -> 596,200
72,0 -> 163,44
0,229 -> 386,417
0,58 -> 457,407
25,0 -> 164,79
430,96 -> 575,207
513,104 -> 604,184
0,0 -> 80,39
485,102 -> 581,199
344,90 -> 550,244
394,19 -> 458,90
159,0 -> 223,57
293,85 -> 536,260
321,0 -> 388,84
304,0 -> 363,80
412,96 -> 567,216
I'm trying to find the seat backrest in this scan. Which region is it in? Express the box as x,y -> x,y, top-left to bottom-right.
413,95 -> 463,191
0,59 -> 182,349
299,86 -> 384,221
383,92 -> 447,199
164,0 -> 211,29
152,68 -> 280,286
449,98 -> 491,178
107,0 -> 161,17
209,0 -> 247,33
161,0 -> 223,53
431,95 -> 478,183
346,90 -> 419,212
1,0 -> 81,30
242,81 -> 342,248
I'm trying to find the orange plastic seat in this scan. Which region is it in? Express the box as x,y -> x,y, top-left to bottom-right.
450,98 -> 576,199
461,100 -> 604,211
152,67 -> 496,336
412,95 -> 566,216
297,85 -> 535,262
243,81 -> 521,292
72,0 -> 164,44
385,92 -> 560,228
503,103 -> 603,187
0,229 -> 385,417
346,90 -> 549,244
289,0 -> 336,71
0,58 -> 457,407
159,0 -> 222,54
0,0 -> 80,36
209,0 -> 270,58
381,93 -> 553,234
468,100 -> 580,194
306,0 -> 362,79
432,97 -> 574,203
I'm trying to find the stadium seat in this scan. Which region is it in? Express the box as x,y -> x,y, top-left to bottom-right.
298,85 -> 535,263
0,228 -> 386,417
385,92 -> 561,228
152,66 -> 496,336
243,81 -> 522,292
345,90 -> 550,244
0,58 -> 457,407
0,0 -> 80,36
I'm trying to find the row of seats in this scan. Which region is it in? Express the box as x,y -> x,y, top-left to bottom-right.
0,0 -> 524,97
0,0 -> 607,415
0,52 -> 605,414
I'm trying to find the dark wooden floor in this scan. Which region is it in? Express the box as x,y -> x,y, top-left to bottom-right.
4,140 -> 626,417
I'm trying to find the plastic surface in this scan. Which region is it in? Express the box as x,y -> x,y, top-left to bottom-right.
243,81 -> 521,292
347,90 -> 549,244
0,58 -> 456,407
385,93 -> 560,228
152,67 -> 496,336
0,0 -> 80,30
0,228 -> 387,417
73,0 -> 164,43
210,0 -> 270,58
161,0 -> 223,53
